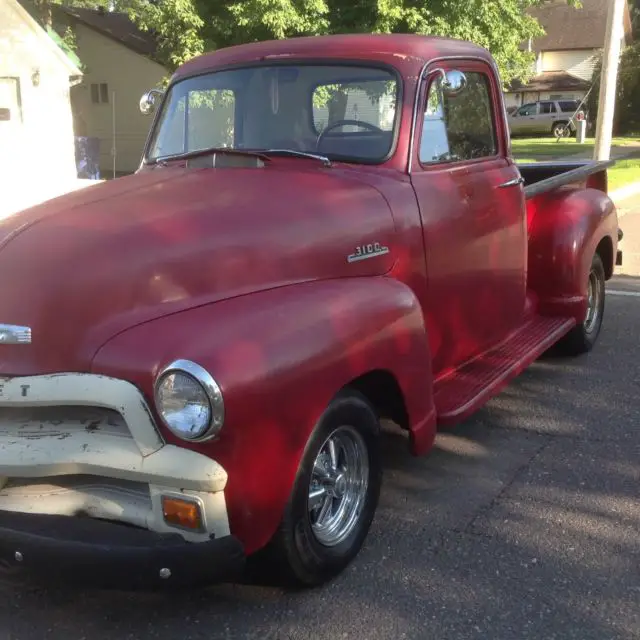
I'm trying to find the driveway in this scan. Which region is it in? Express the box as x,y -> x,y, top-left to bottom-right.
1,276 -> 639,639
617,192 -> 640,276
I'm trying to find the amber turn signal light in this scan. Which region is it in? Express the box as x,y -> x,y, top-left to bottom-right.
162,496 -> 203,531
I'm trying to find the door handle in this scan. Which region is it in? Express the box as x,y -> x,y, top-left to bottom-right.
498,177 -> 525,188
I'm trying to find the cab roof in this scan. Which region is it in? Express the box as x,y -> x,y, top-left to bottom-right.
172,33 -> 494,81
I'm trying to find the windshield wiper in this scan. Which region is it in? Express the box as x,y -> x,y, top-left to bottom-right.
151,147 -> 272,165
263,149 -> 332,167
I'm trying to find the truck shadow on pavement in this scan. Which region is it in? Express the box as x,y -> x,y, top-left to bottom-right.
2,295 -> 639,640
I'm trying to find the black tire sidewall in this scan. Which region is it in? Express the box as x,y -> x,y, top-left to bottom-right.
583,253 -> 606,346
280,392 -> 382,585
557,252 -> 606,355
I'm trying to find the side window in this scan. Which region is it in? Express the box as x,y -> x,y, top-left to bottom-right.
558,101 -> 579,113
419,70 -> 498,165
517,104 -> 537,116
540,102 -> 555,114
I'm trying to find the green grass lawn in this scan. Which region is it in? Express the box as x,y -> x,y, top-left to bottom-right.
511,136 -> 640,191
607,158 -> 640,192
511,136 -> 640,160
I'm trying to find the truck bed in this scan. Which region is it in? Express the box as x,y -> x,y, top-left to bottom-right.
518,160 -> 615,199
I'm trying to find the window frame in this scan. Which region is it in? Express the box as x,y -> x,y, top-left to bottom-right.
416,60 -> 503,171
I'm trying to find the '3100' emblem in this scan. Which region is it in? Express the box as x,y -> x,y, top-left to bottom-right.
347,242 -> 390,264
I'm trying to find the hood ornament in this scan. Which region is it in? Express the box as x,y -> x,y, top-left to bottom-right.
0,325 -> 31,344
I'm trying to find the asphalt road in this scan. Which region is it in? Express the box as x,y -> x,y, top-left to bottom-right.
1,274 -> 638,640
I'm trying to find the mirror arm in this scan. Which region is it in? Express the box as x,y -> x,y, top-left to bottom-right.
140,88 -> 165,115
431,67 -> 452,91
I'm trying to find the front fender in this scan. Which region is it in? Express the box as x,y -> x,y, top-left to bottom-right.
527,186 -> 618,320
92,277 -> 436,554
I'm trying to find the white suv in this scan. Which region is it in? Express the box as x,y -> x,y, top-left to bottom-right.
507,100 -> 582,138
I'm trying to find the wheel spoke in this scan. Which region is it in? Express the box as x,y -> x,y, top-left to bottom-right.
308,486 -> 327,511
313,457 -> 331,480
327,438 -> 338,471
317,495 -> 333,525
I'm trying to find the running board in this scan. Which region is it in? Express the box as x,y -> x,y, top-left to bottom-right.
434,316 -> 575,427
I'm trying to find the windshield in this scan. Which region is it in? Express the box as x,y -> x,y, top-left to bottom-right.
146,64 -> 399,164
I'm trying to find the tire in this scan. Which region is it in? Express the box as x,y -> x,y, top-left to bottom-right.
557,252 -> 606,355
552,121 -> 571,138
264,391 -> 382,587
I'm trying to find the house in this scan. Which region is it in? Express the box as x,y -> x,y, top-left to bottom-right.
54,6 -> 169,176
0,0 -> 82,205
505,0 -> 634,109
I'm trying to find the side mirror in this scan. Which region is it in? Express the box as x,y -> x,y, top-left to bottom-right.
440,69 -> 467,96
139,89 -> 164,115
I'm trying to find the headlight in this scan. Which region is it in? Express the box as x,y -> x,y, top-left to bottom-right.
154,359 -> 224,442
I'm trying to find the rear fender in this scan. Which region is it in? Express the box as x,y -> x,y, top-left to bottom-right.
527,186 -> 618,321
92,278 -> 436,554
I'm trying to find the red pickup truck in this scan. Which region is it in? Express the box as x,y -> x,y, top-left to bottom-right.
0,34 -> 622,590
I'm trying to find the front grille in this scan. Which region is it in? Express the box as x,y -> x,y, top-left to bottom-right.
0,405 -> 131,440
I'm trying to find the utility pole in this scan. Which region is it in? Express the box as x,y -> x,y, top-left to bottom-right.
594,0 -> 627,161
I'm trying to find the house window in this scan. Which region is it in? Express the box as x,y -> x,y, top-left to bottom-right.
0,77 -> 22,123
91,82 -> 109,104
420,71 -> 497,164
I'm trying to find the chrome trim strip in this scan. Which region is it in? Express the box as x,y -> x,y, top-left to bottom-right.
0,324 -> 31,345
407,54 -> 502,175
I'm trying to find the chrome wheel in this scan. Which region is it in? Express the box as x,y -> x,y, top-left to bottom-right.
584,267 -> 603,334
308,425 -> 369,547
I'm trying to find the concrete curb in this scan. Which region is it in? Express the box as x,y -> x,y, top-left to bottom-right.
610,181 -> 640,207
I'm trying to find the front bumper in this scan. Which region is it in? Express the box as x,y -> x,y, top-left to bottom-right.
0,511 -> 245,589
0,372 -> 232,548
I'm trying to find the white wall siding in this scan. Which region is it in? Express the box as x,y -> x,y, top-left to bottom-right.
72,24 -> 168,175
541,49 -> 600,81
0,1 -> 79,185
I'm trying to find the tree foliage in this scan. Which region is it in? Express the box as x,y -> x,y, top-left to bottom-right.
195,0 -> 582,86
38,0 -> 581,85
587,39 -> 640,136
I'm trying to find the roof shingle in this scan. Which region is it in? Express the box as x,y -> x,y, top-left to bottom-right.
59,5 -> 160,60
509,70 -> 591,93
527,0 -> 633,52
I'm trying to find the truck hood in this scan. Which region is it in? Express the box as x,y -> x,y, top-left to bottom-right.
0,164 -> 396,375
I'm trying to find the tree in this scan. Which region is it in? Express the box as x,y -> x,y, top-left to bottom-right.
34,0 -> 581,85
588,40 -> 640,136
196,0 -> 582,86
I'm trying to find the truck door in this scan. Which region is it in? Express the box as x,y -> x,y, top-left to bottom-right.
410,61 -> 527,377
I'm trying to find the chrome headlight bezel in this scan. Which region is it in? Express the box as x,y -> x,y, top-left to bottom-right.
154,359 -> 225,442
